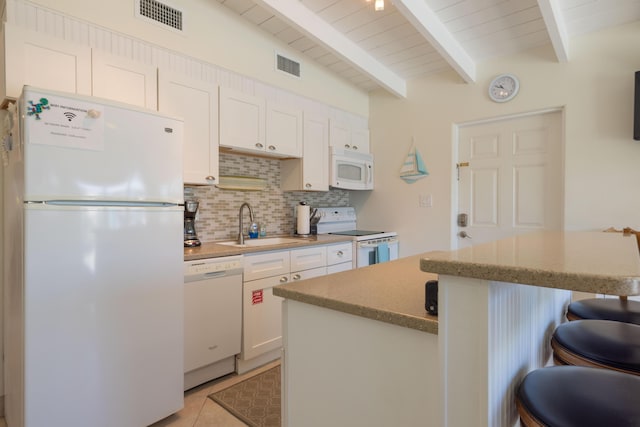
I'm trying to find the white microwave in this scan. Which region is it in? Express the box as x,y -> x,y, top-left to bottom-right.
330,147 -> 374,190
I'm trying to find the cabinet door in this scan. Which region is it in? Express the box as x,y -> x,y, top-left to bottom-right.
266,102 -> 302,157
329,119 -> 351,150
280,113 -> 329,192
158,71 -> 219,185
242,275 -> 287,360
92,51 -> 158,109
244,250 -> 290,282
3,24 -> 91,99
290,246 -> 327,272
219,86 -> 265,152
351,128 -> 370,152
303,113 -> 329,190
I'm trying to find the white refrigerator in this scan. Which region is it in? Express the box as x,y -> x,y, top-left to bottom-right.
3,86 -> 184,427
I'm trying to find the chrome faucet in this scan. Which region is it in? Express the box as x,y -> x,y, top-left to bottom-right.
238,202 -> 255,245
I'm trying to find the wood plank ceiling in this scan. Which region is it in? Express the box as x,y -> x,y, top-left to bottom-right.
216,0 -> 640,97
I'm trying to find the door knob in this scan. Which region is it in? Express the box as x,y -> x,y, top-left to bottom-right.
458,231 -> 472,239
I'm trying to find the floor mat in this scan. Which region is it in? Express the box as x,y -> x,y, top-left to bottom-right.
209,366 -> 281,427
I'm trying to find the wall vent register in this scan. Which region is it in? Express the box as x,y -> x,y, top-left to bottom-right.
137,0 -> 183,31
276,53 -> 301,78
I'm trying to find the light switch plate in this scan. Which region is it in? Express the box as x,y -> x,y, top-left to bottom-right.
419,194 -> 432,208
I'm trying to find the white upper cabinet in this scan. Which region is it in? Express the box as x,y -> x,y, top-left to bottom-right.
219,86 -> 302,158
266,102 -> 302,157
3,24 -> 92,99
329,119 -> 370,153
91,51 -> 158,109
2,25 -> 157,110
219,87 -> 266,153
158,71 -> 219,186
351,127 -> 371,153
281,113 -> 329,192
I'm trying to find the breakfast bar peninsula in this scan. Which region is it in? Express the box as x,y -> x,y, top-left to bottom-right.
274,231 -> 640,427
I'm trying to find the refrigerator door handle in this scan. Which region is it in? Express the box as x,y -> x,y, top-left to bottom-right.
40,200 -> 181,208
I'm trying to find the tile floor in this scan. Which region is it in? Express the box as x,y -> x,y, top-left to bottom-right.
0,360 -> 279,427
151,360 -> 280,427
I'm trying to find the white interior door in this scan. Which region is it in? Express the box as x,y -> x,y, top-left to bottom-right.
456,111 -> 563,248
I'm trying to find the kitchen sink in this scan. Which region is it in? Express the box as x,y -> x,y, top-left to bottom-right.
217,237 -> 307,248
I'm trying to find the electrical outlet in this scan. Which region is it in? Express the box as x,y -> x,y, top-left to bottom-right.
419,194 -> 433,208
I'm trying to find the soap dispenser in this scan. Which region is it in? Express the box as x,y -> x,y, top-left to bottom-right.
248,221 -> 259,239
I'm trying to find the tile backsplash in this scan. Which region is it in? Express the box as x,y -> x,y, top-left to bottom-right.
185,153 -> 350,243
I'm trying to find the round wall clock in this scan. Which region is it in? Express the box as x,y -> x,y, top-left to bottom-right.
488,74 -> 520,103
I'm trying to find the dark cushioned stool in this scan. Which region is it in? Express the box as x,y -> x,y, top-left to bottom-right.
516,366 -> 640,427
567,298 -> 640,325
551,319 -> 640,375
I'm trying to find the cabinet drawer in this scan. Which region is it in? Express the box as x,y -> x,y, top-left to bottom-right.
290,246 -> 327,272
327,261 -> 352,275
327,242 -> 353,266
291,266 -> 326,282
244,251 -> 290,282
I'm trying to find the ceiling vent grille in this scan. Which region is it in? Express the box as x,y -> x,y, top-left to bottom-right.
137,0 -> 183,31
276,53 -> 301,78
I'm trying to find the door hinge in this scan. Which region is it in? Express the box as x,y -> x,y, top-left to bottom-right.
456,162 -> 469,180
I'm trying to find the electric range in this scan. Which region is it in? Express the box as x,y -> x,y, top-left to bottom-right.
315,207 -> 398,267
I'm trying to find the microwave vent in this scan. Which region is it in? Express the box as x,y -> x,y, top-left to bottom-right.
136,0 -> 183,31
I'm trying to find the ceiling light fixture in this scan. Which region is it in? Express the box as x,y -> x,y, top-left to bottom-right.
366,0 -> 385,11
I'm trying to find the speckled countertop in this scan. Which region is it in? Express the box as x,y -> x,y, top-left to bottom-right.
273,254 -> 439,334
184,234 -> 353,261
420,231 -> 640,296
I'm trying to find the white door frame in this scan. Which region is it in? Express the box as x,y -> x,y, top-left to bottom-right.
450,108 -> 566,249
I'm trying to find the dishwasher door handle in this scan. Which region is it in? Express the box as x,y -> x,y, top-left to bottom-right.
203,271 -> 226,278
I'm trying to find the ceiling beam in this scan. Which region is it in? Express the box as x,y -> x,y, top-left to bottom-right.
252,0 -> 407,98
537,0 -> 569,62
393,0 -> 476,83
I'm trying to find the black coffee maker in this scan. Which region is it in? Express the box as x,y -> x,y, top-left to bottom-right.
184,199 -> 201,247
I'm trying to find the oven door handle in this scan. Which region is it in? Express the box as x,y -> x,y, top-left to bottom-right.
358,238 -> 398,248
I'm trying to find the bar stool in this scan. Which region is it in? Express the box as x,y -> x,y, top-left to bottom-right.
566,297 -> 640,325
516,366 -> 640,427
551,319 -> 640,375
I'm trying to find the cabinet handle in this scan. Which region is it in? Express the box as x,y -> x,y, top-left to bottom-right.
255,142 -> 264,149
292,274 -> 301,280
352,145 -> 358,150
205,176 -> 215,181
337,251 -> 343,257
268,145 -> 276,151
280,276 -> 288,283
305,183 -> 312,188
344,144 -> 351,149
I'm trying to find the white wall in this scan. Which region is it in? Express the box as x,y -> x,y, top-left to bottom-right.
352,21 -> 640,257
20,0 -> 369,117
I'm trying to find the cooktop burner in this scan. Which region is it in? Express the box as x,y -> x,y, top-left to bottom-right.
329,230 -> 387,237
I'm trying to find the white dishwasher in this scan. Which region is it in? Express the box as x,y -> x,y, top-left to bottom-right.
184,255 -> 243,390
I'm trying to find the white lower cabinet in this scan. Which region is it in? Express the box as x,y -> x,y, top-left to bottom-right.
242,274 -> 287,361
239,243 -> 350,372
